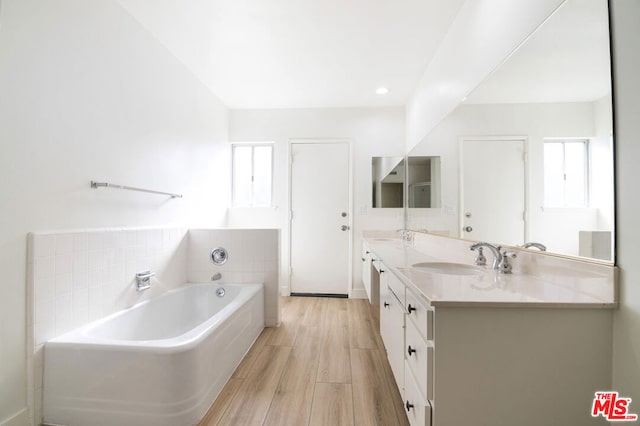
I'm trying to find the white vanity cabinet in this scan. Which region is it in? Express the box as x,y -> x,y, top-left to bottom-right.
379,269 -> 433,426
368,236 -> 615,426
380,271 -> 405,394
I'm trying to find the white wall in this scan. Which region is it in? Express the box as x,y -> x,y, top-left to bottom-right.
228,107 -> 405,296
611,0 -> 640,405
407,101 -> 610,256
405,0 -> 565,151
0,1 -> 229,424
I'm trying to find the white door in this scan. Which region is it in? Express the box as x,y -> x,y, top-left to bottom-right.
460,137 -> 526,246
290,142 -> 351,295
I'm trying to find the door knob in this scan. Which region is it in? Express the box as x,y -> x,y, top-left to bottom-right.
464,226 -> 473,232
341,225 -> 350,231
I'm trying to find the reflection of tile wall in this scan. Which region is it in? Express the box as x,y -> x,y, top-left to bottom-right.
26,227 -> 280,426
187,229 -> 280,327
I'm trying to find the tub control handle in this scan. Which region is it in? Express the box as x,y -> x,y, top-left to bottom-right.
135,270 -> 155,292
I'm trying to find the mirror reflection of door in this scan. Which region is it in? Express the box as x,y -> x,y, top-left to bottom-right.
372,157 -> 404,208
407,156 -> 441,208
461,137 -> 526,245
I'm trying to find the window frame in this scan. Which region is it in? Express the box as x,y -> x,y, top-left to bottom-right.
231,143 -> 274,207
543,138 -> 590,208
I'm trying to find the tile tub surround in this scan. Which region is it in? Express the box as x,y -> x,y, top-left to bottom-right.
27,227 -> 189,425
27,227 -> 280,426
187,228 -> 280,328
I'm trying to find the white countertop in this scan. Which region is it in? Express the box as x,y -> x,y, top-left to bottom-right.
365,238 -> 617,309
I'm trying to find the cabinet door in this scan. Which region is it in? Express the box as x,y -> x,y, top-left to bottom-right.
406,316 -> 434,401
380,284 -> 405,394
361,244 -> 372,301
406,286 -> 432,340
404,360 -> 432,426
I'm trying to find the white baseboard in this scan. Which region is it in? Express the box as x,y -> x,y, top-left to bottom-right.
350,288 -> 367,299
1,408 -> 28,426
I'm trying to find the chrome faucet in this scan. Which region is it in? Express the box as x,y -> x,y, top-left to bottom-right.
520,242 -> 547,251
470,242 -> 502,270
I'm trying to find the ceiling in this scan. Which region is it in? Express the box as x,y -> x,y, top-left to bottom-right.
117,0 -> 466,109
117,0 -> 610,110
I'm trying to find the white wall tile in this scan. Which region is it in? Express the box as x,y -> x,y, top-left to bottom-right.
35,277 -> 55,302
73,232 -> 88,252
55,293 -> 73,335
55,273 -> 72,295
34,297 -> 54,326
54,253 -> 73,275
34,235 -> 55,259
35,257 -> 55,280
34,321 -> 55,347
54,234 -> 73,255
87,231 -> 104,252
73,288 -> 89,314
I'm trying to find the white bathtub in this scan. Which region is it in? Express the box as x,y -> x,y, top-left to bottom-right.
43,283 -> 264,426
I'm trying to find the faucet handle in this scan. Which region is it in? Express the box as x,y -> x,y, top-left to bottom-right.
498,250 -> 517,274
473,246 -> 487,266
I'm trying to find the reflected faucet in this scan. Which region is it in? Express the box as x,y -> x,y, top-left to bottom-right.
470,242 -> 503,270
398,229 -> 412,242
520,242 -> 547,251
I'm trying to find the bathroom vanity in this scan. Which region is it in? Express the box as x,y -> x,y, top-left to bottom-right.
363,232 -> 617,426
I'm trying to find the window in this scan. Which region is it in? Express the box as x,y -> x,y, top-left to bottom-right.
232,144 -> 273,206
543,139 -> 589,207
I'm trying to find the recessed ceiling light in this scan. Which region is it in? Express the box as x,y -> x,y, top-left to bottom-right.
376,87 -> 389,95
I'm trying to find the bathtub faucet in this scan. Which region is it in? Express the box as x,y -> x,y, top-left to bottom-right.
211,272 -> 222,281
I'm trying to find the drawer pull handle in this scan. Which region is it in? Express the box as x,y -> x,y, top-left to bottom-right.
380,269 -> 385,273
362,257 -> 365,262
407,345 -> 416,356
384,301 -> 390,308
407,304 -> 417,314
366,251 -> 371,254
405,400 -> 414,412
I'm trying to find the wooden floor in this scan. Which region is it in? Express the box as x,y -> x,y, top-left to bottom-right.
199,297 -> 409,426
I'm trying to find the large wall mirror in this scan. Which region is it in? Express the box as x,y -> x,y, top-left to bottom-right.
407,0 -> 614,262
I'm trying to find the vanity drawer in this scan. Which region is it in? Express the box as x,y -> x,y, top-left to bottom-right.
406,317 -> 434,401
404,360 -> 432,426
387,270 -> 406,306
406,286 -> 433,341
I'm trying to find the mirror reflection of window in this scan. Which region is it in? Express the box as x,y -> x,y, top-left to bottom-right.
543,139 -> 589,208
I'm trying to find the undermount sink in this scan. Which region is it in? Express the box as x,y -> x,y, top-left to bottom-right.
411,262 -> 485,276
